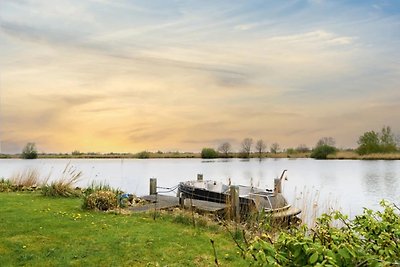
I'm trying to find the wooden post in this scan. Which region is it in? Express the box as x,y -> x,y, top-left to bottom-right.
197,174 -> 203,181
150,178 -> 157,195
179,192 -> 185,209
230,185 -> 240,222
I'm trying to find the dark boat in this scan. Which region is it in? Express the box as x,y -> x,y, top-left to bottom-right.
177,171 -> 301,220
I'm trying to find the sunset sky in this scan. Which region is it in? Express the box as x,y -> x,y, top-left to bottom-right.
1,0 -> 399,153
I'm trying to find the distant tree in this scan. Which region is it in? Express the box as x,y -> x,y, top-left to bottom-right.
311,145 -> 337,159
240,138 -> 253,158
270,142 -> 280,154
201,148 -> 218,159
21,143 -> 38,159
316,137 -> 336,147
218,142 -> 232,157
380,126 -> 397,152
255,139 -> 267,158
296,144 -> 310,153
357,126 -> 397,155
71,150 -> 82,156
137,151 -> 150,159
311,138 -> 337,159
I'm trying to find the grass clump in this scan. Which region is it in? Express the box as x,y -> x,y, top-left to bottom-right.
41,163 -> 82,197
82,181 -> 123,211
82,190 -> 118,211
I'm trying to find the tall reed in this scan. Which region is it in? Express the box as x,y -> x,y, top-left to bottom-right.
10,168 -> 40,188
289,186 -> 341,228
41,163 -> 82,197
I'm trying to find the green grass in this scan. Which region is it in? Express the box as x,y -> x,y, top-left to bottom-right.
0,192 -> 246,266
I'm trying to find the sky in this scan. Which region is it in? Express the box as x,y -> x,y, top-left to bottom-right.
0,0 -> 399,153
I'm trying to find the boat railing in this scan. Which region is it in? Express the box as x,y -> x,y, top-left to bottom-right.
264,204 -> 292,213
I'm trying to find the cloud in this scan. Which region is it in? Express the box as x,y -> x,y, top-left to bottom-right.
1,0 -> 399,152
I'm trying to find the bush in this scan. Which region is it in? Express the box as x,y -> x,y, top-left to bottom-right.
21,142 -> 38,159
201,148 -> 218,159
83,190 -> 118,211
310,145 -> 336,159
244,201 -> 400,266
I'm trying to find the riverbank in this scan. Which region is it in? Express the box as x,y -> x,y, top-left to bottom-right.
0,192 -> 246,266
2,150 -> 400,160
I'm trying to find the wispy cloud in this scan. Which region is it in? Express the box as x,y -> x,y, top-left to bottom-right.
1,0 -> 399,153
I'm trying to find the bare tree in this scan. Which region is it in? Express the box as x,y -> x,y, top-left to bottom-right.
218,142 -> 232,157
316,137 -> 336,147
241,138 -> 253,158
296,144 -> 310,153
270,142 -> 280,154
255,139 -> 267,158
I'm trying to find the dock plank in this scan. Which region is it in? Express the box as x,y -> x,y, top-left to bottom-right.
130,194 -> 227,213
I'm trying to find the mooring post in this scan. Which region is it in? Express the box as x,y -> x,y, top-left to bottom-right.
150,178 -> 157,195
179,192 -> 185,209
197,174 -> 203,181
229,185 -> 240,222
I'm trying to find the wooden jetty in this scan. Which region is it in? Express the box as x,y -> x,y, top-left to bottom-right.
129,194 -> 227,213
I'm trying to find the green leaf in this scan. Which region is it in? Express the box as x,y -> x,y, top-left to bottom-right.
309,252 -> 319,264
338,248 -> 350,260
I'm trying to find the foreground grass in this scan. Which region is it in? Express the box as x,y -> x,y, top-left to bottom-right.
0,192 -> 246,266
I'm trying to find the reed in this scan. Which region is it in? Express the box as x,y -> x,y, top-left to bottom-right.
289,186 -> 341,229
41,163 -> 82,197
9,168 -> 40,188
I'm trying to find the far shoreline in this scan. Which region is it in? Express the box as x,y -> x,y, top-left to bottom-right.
1,151 -> 400,160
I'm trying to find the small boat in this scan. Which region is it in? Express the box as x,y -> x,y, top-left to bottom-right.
177,171 -> 301,220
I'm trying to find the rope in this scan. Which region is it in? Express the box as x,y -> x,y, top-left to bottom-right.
156,184 -> 179,194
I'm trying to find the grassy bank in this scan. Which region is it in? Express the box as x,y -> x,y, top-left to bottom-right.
0,192 -> 246,266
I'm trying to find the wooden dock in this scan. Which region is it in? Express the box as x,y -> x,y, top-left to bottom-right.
129,194 -> 227,213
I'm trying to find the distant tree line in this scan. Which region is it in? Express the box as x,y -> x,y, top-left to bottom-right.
19,126 -> 399,160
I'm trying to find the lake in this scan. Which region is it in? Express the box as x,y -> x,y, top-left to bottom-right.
1,158 -> 399,219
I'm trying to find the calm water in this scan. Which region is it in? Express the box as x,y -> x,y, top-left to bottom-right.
1,158 -> 399,217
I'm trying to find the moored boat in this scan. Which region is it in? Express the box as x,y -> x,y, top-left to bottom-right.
177,171 -> 301,220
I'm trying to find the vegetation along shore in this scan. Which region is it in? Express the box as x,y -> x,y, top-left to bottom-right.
1,169 -> 399,266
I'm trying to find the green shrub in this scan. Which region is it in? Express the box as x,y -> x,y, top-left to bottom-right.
310,145 -> 336,159
0,178 -> 13,192
201,148 -> 218,159
244,201 -> 400,266
83,190 -> 118,211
